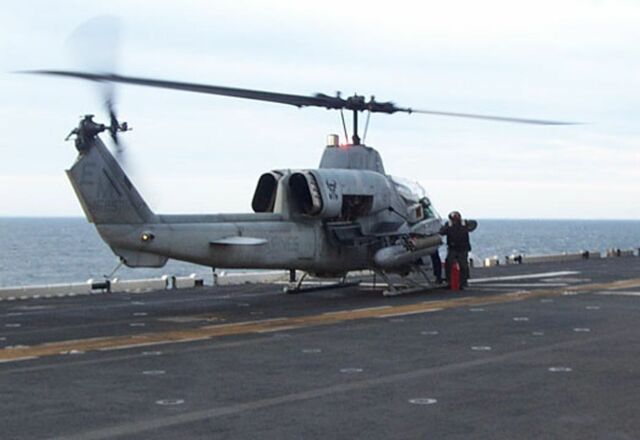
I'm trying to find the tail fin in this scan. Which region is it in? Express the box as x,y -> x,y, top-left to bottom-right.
66,136 -> 156,225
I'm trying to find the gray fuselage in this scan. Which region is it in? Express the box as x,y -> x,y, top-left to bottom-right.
67,135 -> 441,276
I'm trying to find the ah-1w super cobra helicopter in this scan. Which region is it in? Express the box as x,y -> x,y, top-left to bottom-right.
28,69 -> 574,295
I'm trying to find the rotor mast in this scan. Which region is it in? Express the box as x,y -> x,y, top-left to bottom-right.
352,108 -> 360,145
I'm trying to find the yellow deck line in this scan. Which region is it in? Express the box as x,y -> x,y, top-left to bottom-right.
378,308 -> 444,318
2,277 -> 640,362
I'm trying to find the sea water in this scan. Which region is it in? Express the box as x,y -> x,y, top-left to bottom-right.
0,217 -> 638,288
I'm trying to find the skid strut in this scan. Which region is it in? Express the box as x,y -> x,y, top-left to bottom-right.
374,268 -> 436,297
283,272 -> 360,294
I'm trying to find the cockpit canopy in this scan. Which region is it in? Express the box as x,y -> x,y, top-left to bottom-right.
391,176 -> 440,223
391,176 -> 427,204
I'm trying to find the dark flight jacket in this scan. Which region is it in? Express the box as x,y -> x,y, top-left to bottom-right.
440,220 -> 478,252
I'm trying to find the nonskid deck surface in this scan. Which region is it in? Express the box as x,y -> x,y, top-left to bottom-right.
1,258 -> 639,439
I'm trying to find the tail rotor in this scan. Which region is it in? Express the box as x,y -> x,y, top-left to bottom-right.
105,94 -> 130,162
66,15 -> 131,163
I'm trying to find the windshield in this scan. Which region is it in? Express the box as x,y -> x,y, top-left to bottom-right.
391,176 -> 441,220
390,176 -> 427,204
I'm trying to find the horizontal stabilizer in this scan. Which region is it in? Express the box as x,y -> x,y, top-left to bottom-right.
210,236 -> 268,246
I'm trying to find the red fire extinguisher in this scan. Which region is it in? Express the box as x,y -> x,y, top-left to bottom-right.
450,262 -> 461,291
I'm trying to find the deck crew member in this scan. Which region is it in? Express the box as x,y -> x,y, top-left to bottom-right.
440,211 -> 477,288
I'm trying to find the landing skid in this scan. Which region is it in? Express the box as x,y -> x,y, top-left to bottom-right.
374,267 -> 436,297
283,272 -> 360,294
283,281 -> 361,294
283,267 -> 437,296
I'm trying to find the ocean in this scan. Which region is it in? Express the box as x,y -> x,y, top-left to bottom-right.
0,217 -> 638,288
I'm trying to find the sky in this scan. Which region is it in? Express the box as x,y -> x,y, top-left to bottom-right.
1,0 -> 639,219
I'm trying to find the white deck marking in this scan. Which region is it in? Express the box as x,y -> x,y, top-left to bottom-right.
472,283 -> 569,288
470,271 -> 579,284
340,368 -> 363,373
513,317 -> 530,322
409,398 -> 437,405
548,366 -> 572,372
543,277 -> 590,283
595,291 -> 640,297
156,399 -> 184,406
0,356 -> 37,363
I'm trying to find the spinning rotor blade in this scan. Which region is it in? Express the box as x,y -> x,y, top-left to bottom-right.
105,95 -> 123,152
64,16 -> 127,162
405,109 -> 577,125
24,70 -> 579,125
26,70 -> 344,109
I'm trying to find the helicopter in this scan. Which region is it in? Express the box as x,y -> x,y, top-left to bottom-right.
27,69 -> 575,295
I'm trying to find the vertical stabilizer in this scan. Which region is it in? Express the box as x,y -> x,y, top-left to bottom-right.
66,136 -> 156,225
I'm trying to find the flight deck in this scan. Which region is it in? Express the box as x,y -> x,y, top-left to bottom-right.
1,257 -> 639,439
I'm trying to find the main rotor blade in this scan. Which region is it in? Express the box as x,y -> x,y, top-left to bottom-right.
406,108 -> 579,125
25,70 -> 346,110
24,69 -> 580,125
